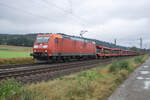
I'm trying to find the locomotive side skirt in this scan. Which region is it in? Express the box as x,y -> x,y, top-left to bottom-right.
51,52 -> 95,56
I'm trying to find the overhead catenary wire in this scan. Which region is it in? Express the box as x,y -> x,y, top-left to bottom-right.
0,1 -> 146,49
1,0 -> 105,36
0,2 -> 54,21
41,0 -> 71,14
0,0 -> 96,33
28,0 -> 88,31
115,38 -> 143,48
68,0 -> 73,13
41,0 -> 88,27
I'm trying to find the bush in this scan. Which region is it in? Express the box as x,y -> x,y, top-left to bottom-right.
109,60 -> 129,72
77,71 -> 99,87
109,61 -> 118,72
67,71 -> 99,99
0,79 -> 22,100
119,60 -> 129,70
134,56 -> 143,63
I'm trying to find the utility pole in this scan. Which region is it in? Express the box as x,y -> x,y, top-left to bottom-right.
114,38 -> 117,46
140,37 -> 142,49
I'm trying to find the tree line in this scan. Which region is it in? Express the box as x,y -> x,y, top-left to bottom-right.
0,34 -> 36,47
0,33 -> 149,53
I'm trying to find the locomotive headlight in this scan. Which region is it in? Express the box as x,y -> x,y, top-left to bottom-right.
43,45 -> 48,48
34,45 -> 38,48
45,50 -> 48,52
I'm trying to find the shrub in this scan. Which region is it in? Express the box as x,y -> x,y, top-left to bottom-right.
109,60 -> 129,72
67,71 -> 100,99
0,79 -> 22,100
77,71 -> 98,85
119,60 -> 129,70
19,90 -> 42,100
134,56 -> 143,63
109,61 -> 118,72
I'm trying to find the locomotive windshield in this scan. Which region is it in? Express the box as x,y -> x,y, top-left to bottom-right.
36,36 -> 50,43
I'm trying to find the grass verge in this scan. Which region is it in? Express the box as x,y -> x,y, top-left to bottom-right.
0,57 -> 35,65
0,55 -> 149,100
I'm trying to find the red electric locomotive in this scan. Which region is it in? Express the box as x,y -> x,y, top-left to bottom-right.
31,33 -> 97,61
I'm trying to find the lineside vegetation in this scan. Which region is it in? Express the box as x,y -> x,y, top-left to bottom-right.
0,58 -> 35,65
0,55 -> 148,100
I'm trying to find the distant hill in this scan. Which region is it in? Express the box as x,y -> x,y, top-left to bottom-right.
0,33 -> 128,49
0,34 -> 37,47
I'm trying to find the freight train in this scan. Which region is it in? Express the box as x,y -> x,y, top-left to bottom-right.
30,33 -> 143,62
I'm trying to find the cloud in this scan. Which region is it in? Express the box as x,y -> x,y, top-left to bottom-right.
0,0 -> 150,48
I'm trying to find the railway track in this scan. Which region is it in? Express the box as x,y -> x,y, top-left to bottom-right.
0,63 -> 51,70
0,57 -> 132,83
0,59 -> 91,69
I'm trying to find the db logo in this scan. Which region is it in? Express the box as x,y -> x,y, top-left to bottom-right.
39,45 -> 43,48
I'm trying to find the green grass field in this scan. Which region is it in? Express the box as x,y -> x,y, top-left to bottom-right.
0,51 -> 31,58
0,45 -> 32,58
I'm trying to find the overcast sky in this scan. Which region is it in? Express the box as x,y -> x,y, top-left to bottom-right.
0,0 -> 150,48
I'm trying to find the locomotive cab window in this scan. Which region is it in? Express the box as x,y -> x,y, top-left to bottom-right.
36,36 -> 50,43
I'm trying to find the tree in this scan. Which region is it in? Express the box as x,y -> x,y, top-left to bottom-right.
130,46 -> 138,51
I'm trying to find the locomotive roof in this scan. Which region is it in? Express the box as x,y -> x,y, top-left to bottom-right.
37,33 -> 94,43
36,33 -> 130,50
57,33 -> 94,43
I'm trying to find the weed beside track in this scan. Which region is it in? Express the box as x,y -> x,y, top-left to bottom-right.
0,55 -> 148,100
0,57 -> 35,65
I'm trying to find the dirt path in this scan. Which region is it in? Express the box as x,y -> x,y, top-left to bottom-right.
109,57 -> 150,100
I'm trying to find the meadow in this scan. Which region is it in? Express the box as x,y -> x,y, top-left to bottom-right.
0,45 -> 34,65
0,45 -> 32,58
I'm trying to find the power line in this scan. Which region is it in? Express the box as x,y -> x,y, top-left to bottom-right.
31,0 -> 104,35
0,0 -> 104,36
41,0 -> 88,27
0,2 -> 52,21
41,0 -> 71,14
0,0 -> 88,32
114,37 -> 144,48
29,0 -> 88,29
68,0 -> 73,13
